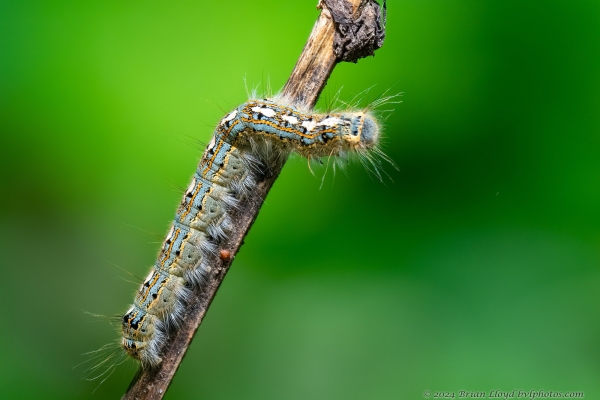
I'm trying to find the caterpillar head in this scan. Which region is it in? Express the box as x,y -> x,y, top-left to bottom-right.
344,112 -> 380,149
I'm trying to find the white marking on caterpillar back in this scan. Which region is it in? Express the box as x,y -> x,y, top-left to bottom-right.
185,178 -> 197,197
143,270 -> 154,285
251,106 -> 277,118
207,136 -> 216,151
281,115 -> 298,125
302,119 -> 317,132
220,110 -> 238,126
318,117 -> 345,127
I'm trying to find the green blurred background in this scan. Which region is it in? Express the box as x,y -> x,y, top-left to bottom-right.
1,0 -> 599,398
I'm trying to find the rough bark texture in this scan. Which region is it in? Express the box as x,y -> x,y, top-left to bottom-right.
328,0 -> 386,63
122,1 -> 385,399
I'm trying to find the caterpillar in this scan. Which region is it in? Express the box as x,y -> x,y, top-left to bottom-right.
93,94 -> 394,375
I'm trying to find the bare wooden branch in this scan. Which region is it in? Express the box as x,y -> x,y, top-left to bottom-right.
122,1 -> 383,398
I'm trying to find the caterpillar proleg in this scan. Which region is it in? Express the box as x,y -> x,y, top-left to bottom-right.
119,96 -> 390,367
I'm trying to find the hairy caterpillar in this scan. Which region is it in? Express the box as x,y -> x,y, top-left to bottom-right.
83,94 -> 394,378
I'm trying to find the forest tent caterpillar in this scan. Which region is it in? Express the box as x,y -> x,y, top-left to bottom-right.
87,94 -> 395,376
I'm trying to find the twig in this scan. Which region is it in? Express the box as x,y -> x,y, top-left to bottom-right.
122,1 -> 385,398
